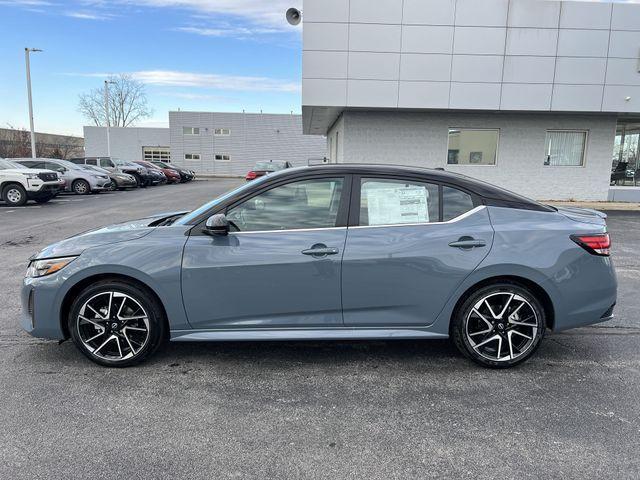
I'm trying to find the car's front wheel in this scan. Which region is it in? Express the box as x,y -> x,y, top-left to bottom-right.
68,280 -> 166,367
72,179 -> 91,195
2,183 -> 28,206
451,282 -> 545,368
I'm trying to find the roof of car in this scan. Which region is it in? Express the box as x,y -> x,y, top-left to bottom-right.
273,164 -> 554,212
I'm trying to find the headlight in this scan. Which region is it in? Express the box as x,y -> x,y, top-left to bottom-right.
21,172 -> 40,180
26,256 -> 78,278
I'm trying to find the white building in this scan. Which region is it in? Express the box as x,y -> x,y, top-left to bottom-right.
84,112 -> 327,176
301,0 -> 640,201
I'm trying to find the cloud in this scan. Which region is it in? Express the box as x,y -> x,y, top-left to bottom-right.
0,0 -> 52,5
65,11 -> 115,20
112,0 -> 301,28
176,25 -> 282,38
70,70 -> 300,93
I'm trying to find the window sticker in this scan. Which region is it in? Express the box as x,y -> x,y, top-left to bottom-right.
364,183 -> 429,225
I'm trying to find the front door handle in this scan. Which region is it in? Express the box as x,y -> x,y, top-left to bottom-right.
448,236 -> 487,249
302,244 -> 339,257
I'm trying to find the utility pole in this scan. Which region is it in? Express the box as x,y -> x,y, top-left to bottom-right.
25,48 -> 42,158
104,79 -> 116,157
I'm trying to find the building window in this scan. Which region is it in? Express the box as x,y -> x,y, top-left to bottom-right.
214,128 -> 231,136
447,128 -> 499,166
184,153 -> 200,160
183,127 -> 200,135
544,130 -> 587,167
215,154 -> 230,161
143,147 -> 170,162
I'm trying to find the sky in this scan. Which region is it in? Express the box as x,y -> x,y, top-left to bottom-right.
0,0 -> 303,136
0,0 -> 639,137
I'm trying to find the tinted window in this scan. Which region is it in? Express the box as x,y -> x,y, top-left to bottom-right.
100,159 -> 113,168
443,186 -> 474,221
86,159 -> 97,166
359,179 -> 439,226
226,178 -> 344,232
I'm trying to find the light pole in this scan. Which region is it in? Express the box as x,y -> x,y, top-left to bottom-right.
104,79 -> 116,157
25,48 -> 42,158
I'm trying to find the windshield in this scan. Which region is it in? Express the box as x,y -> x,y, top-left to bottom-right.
0,158 -> 27,170
54,159 -> 82,170
175,176 -> 271,225
79,164 -> 109,174
254,161 -> 286,171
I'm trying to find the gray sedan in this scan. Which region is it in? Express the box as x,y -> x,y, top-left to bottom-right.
20,165 -> 616,368
15,158 -> 111,194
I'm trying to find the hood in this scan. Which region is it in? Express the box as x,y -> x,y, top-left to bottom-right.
555,206 -> 607,226
34,211 -> 189,259
2,168 -> 56,176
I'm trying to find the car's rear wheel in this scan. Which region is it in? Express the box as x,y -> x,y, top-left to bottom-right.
2,184 -> 28,206
72,179 -> 91,195
451,282 -> 545,368
68,280 -> 166,367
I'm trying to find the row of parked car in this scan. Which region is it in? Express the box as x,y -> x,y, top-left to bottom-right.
0,156 -> 195,206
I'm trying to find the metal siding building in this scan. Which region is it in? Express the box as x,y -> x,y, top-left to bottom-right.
84,112 -> 327,176
169,111 -> 327,176
84,126 -> 170,162
301,0 -> 640,201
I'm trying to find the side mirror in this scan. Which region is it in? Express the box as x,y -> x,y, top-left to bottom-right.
57,167 -> 66,173
204,214 -> 229,236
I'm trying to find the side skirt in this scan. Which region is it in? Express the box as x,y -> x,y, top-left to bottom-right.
170,328 -> 448,342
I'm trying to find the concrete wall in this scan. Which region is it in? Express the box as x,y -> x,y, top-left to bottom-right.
302,0 -> 640,134
169,111 -> 327,176
84,126 -> 169,160
335,110 -> 617,201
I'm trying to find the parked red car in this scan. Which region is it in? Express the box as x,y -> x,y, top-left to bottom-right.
134,160 -> 181,184
246,160 -> 293,181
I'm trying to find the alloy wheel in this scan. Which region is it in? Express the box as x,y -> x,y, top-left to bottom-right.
76,291 -> 150,361
464,292 -> 539,362
74,181 -> 89,194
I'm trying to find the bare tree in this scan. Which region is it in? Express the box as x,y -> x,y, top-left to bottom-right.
78,74 -> 152,127
0,126 -> 31,158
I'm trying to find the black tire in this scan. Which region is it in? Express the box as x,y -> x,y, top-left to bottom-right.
2,183 -> 28,206
34,194 -> 54,204
68,279 -> 167,367
72,179 -> 91,195
451,282 -> 546,369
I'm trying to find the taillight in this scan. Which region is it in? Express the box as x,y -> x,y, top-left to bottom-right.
571,233 -> 610,256
246,171 -> 257,180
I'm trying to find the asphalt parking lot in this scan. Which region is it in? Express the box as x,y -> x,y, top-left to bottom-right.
1,181 -> 639,479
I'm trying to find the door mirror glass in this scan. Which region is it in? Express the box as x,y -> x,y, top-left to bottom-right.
57,167 -> 66,173
204,214 -> 229,236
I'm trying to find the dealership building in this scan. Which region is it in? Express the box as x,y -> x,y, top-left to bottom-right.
301,0 -> 640,201
84,111 -> 327,176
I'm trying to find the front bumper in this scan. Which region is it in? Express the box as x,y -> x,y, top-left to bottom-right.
26,182 -> 61,199
21,275 -> 66,340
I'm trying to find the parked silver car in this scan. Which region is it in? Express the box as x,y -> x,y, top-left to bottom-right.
15,158 -> 111,194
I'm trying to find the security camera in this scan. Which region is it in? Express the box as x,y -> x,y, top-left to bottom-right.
286,7 -> 302,26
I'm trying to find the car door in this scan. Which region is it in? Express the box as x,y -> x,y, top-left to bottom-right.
342,176 -> 494,327
181,175 -> 350,330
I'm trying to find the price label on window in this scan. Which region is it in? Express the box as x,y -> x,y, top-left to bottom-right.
365,183 -> 429,225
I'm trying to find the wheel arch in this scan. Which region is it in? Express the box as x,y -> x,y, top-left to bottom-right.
449,275 -> 556,332
60,272 -> 170,340
0,181 -> 26,200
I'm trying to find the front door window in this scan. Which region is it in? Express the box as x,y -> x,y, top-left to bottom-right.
226,178 -> 344,232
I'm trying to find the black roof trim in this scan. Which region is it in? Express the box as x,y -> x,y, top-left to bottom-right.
269,164 -> 554,212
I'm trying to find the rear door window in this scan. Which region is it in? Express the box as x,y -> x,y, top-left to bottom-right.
442,186 -> 475,221
359,179 -> 439,226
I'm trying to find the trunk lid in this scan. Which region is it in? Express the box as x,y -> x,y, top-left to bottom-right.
555,206 -> 607,226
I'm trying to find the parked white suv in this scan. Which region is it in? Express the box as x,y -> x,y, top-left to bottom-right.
0,158 -> 62,206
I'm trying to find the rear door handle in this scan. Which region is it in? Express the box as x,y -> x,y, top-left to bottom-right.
302,244 -> 339,257
448,237 -> 487,249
